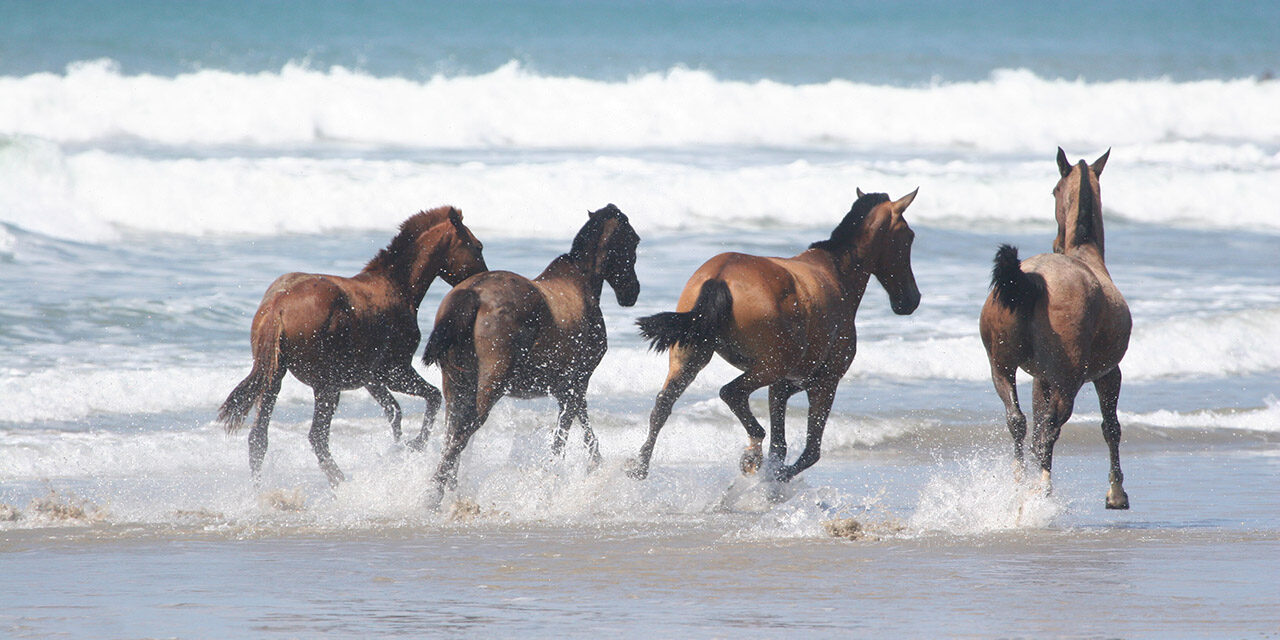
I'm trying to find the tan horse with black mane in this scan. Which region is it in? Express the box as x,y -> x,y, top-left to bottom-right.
218,207 -> 487,486
422,204 -> 640,498
979,148 -> 1131,509
626,190 -> 920,483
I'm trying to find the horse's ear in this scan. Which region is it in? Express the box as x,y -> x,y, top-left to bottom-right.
892,188 -> 919,214
448,207 -> 463,226
1091,148 -> 1110,178
856,187 -> 866,198
1056,147 -> 1072,178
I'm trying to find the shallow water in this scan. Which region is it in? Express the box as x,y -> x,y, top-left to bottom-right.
4,1 -> 1280,637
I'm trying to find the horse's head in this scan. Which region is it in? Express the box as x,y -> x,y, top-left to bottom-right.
860,188 -> 921,315
572,204 -> 641,307
1053,147 -> 1108,256
434,207 -> 488,286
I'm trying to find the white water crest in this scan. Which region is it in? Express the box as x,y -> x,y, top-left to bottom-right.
3,61 -> 1280,152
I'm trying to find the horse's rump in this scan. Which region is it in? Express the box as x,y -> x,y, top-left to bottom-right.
422,288 -> 482,367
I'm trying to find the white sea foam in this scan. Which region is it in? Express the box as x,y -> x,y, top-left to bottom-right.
907,455 -> 1064,535
3,61 -> 1279,241
1,307 -> 1275,424
1,141 -> 1277,243
3,61 -> 1279,152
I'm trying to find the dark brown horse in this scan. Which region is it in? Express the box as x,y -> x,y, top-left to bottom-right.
218,207 -> 487,486
626,190 -> 920,483
422,204 -> 640,497
979,148 -> 1131,509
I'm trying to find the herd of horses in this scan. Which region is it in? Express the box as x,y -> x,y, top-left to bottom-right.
219,148 -> 1131,510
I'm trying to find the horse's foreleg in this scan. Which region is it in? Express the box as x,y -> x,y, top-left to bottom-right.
386,366 -> 442,451
990,362 -> 1026,468
720,371 -> 775,475
366,384 -> 402,442
551,394 -> 575,457
578,403 -> 601,470
628,345 -> 712,480
1095,368 -> 1129,509
248,370 -> 284,482
767,381 -> 802,467
309,388 -> 345,487
776,380 -> 836,482
552,387 -> 599,469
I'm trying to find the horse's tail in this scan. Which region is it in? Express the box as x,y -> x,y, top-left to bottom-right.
422,289 -> 481,367
990,244 -> 1043,314
218,311 -> 284,433
637,279 -> 732,353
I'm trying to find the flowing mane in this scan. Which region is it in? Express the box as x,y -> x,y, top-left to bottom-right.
363,206 -> 457,280
567,203 -> 628,263
1071,161 -> 1101,250
809,193 -> 890,253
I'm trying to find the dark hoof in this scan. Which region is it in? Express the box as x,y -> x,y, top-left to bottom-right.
739,446 -> 763,476
1106,492 -> 1130,510
405,436 -> 428,452
623,458 -> 649,480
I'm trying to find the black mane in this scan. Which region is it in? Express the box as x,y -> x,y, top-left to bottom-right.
809,193 -> 889,253
568,203 -> 629,263
1073,162 -> 1100,248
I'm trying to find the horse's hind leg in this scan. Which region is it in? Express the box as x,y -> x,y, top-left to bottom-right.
248,370 -> 285,482
366,384 -> 402,442
1095,368 -> 1129,509
309,388 -> 345,487
720,370 -> 778,475
1030,377 -> 1075,492
627,344 -> 713,480
767,380 -> 802,469
386,365 -> 442,451
990,362 -> 1026,468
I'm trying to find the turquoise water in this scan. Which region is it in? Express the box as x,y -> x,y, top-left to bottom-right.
2,2 -> 1279,637
4,1 -> 1279,82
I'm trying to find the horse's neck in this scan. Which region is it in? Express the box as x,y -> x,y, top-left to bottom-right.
1065,243 -> 1110,276
359,253 -> 441,311
537,255 -> 600,301
797,248 -> 870,300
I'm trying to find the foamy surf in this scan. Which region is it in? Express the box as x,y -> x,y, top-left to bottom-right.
907,455 -> 1065,535
4,61 -> 1280,152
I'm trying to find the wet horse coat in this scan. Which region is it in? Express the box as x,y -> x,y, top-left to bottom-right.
218,207 -> 487,485
422,204 -> 640,497
979,148 -> 1132,509
627,190 -> 921,483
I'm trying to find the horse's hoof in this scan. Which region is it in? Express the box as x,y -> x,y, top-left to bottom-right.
405,437 -> 428,452
1106,488 -> 1130,510
739,445 -> 763,476
623,458 -> 649,480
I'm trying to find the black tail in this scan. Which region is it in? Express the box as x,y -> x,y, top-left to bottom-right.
218,311 -> 283,432
990,244 -> 1043,313
636,279 -> 732,353
422,289 -> 481,366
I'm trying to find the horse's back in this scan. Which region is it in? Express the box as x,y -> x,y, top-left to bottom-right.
1020,252 -> 1130,381
681,251 -> 851,377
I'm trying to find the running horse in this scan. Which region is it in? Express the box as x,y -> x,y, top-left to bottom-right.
218,207 -> 487,486
626,190 -> 921,483
422,204 -> 640,498
979,148 -> 1131,509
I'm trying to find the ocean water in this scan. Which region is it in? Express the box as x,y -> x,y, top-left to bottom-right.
2,2 -> 1279,637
